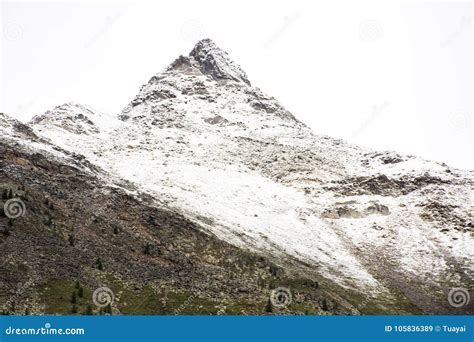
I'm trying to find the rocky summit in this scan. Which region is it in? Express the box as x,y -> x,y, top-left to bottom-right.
1,39 -> 473,315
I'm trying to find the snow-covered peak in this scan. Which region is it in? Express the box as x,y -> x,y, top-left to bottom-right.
30,102 -> 113,135
188,38 -> 251,85
0,112 -> 23,137
22,40 -> 473,314
0,112 -> 18,129
120,39 -> 295,125
0,112 -> 45,146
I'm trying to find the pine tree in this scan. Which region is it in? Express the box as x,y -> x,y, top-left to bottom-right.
104,304 -> 112,315
70,291 -> 77,304
322,298 -> 328,311
84,305 -> 93,315
96,258 -> 103,271
265,299 -> 273,313
71,304 -> 78,314
143,243 -> 151,255
78,287 -> 84,298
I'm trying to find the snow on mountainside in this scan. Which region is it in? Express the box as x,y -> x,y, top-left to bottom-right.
31,102 -> 112,135
9,38 -> 473,314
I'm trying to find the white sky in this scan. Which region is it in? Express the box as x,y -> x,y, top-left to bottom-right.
1,0 -> 472,169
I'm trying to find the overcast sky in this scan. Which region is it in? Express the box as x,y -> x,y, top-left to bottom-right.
1,0 -> 472,169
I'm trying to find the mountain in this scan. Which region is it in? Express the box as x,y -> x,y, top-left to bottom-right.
1,39 -> 472,315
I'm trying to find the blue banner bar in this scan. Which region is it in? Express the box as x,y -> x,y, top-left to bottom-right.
0,316 -> 472,342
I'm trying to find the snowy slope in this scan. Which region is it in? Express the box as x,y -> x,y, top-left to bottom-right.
25,39 -> 473,313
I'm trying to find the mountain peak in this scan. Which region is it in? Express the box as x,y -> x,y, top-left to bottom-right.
29,102 -> 103,135
189,39 -> 251,86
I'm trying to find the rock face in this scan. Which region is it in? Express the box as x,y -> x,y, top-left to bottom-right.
189,38 -> 251,85
1,39 -> 473,315
30,102 -> 109,135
